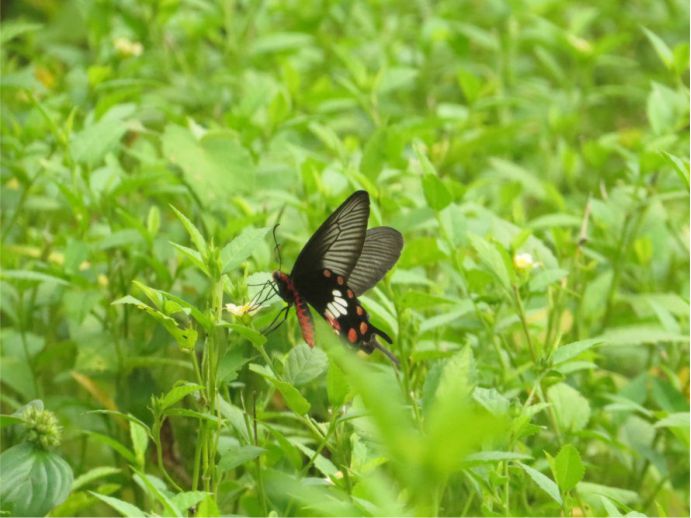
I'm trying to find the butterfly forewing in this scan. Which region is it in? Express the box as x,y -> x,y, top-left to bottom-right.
291,191 -> 370,280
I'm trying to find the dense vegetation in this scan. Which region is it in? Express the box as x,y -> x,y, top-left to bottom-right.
1,1 -> 689,516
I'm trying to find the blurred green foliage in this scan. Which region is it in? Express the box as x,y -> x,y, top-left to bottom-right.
1,0 -> 689,516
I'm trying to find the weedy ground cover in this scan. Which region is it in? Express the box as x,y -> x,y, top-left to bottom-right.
1,1 -> 689,516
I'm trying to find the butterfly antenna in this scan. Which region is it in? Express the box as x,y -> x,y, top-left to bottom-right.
271,223 -> 283,271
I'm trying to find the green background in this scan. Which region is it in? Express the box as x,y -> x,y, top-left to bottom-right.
1,0 -> 689,516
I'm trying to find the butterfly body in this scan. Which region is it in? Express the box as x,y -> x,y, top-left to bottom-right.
271,191 -> 403,363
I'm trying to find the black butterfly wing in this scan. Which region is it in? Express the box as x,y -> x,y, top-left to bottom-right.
291,190 -> 370,280
347,227 -> 403,295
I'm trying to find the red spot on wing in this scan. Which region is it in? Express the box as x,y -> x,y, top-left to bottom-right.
337,276 -> 345,286
356,306 -> 364,316
347,289 -> 354,298
323,269 -> 332,278
359,322 -> 368,334
347,328 -> 358,343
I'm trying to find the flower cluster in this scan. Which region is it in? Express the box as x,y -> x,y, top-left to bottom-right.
22,406 -> 62,449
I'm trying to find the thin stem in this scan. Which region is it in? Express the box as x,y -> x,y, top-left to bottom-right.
512,285 -> 538,364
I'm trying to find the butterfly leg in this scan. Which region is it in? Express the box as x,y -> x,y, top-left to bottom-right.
262,305 -> 290,335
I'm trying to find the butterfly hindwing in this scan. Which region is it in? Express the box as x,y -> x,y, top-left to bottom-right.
348,227 -> 403,295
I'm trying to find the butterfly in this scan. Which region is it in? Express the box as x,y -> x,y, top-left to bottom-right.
271,191 -> 403,364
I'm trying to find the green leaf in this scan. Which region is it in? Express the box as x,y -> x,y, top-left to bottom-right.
518,461 -> 563,505
274,379 -> 311,415
131,469 -> 181,517
162,125 -> 255,202
85,432 -> 137,464
169,492 -> 211,514
158,382 -> 205,411
553,444 -> 585,492
249,364 -> 311,415
90,492 -> 148,517
71,466 -> 121,491
468,234 -> 512,291
327,360 -> 350,407
421,175 -> 452,211
0,21 -> 43,44
169,205 -> 207,256
642,27 -> 674,69
646,82 -> 685,135
662,151 -> 690,189
361,127 -> 389,180
113,292 -> 198,351
552,338 -> 603,365
129,419 -> 149,467
0,443 -> 73,517
547,383 -> 591,432
217,445 -> 265,472
220,323 -> 267,347
413,142 -> 453,211
221,226 -> 270,273
602,325 -> 689,346
0,415 -> 24,428
284,343 -> 328,386
0,269 -> 69,286
654,412 -> 690,429
169,242 -> 208,273
71,107 -> 130,166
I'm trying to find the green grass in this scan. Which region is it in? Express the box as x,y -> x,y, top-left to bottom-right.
1,0 -> 689,516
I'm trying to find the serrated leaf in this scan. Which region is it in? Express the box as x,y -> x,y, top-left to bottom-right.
0,443 -> 73,517
547,383 -> 591,432
553,444 -> 585,492
284,343 -> 328,386
221,227 -> 270,273
518,461 -> 563,505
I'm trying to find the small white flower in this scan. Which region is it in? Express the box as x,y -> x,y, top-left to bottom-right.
114,37 -> 143,57
224,302 -> 260,316
514,252 -> 539,271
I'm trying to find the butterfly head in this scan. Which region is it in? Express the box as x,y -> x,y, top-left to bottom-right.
272,271 -> 292,303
